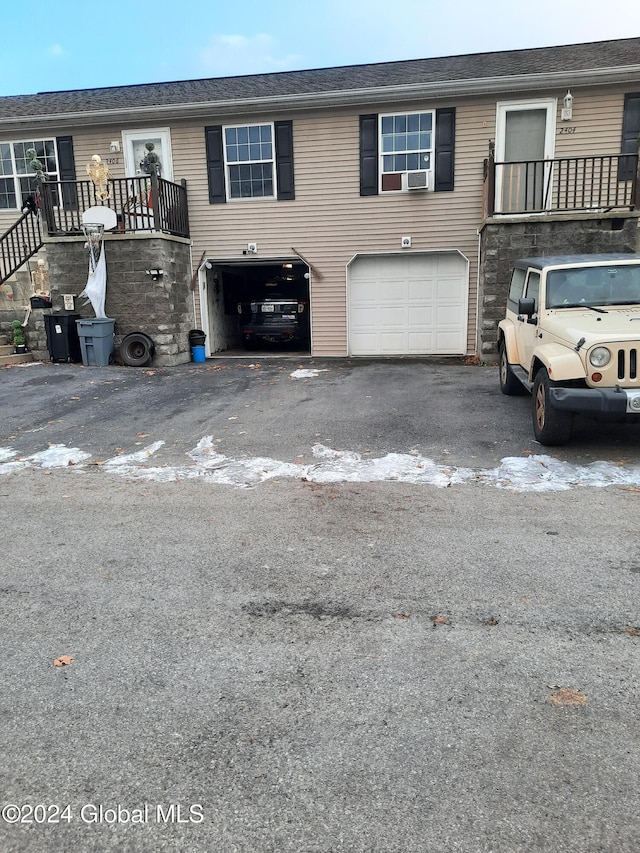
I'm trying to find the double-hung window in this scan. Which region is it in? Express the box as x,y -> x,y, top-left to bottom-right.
0,139 -> 59,209
223,124 -> 274,199
380,111 -> 434,191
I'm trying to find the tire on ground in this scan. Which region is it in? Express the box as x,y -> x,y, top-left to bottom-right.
120,332 -> 155,367
532,368 -> 573,446
499,341 -> 525,396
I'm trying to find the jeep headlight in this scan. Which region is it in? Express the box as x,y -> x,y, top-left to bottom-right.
589,347 -> 611,368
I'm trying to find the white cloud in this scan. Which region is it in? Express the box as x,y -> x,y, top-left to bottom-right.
199,33 -> 303,77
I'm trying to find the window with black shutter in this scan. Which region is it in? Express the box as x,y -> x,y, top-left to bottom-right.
205,120 -> 295,203
359,108 -> 456,195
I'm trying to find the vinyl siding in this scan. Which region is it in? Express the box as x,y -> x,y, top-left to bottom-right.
0,86 -> 635,355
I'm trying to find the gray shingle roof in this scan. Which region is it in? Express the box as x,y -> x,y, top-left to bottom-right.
1,37 -> 639,119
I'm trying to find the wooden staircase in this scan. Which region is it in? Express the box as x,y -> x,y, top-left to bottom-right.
0,333 -> 34,367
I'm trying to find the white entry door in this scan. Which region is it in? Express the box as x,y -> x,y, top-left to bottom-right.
347,252 -> 468,356
495,100 -> 556,213
122,128 -> 173,180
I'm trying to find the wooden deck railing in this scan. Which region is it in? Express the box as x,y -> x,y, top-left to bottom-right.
39,173 -> 189,238
483,141 -> 640,216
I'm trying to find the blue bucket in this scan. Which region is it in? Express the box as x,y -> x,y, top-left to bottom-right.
191,345 -> 206,363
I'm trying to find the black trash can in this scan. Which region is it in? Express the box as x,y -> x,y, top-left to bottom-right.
188,329 -> 206,348
44,313 -> 82,363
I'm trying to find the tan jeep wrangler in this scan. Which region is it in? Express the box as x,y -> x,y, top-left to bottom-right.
497,254 -> 640,445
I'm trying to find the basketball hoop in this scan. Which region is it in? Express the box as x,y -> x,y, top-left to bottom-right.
81,206 -> 117,270
80,206 -> 117,318
82,222 -> 105,271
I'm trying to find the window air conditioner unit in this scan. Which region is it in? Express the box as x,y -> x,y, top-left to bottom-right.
404,170 -> 433,191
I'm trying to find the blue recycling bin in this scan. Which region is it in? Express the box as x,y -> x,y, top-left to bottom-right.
191,344 -> 206,363
76,318 -> 115,366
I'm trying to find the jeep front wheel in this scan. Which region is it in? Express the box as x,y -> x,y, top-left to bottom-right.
532,368 -> 573,446
499,341 -> 524,395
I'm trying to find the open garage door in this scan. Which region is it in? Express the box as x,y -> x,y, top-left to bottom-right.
202,259 -> 310,356
347,252 -> 468,356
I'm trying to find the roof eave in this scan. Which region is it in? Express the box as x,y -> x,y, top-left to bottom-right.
1,65 -> 639,130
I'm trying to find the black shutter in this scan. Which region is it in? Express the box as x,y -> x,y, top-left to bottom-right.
204,125 -> 226,204
275,120 -> 295,200
56,135 -> 77,209
620,93 -> 640,182
360,114 -> 378,196
434,108 -> 455,192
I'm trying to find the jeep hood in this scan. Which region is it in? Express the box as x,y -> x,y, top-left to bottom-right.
543,308 -> 640,346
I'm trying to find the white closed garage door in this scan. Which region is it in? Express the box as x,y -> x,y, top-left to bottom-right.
347,251 -> 468,355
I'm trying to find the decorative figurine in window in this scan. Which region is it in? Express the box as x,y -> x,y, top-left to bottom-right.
140,142 -> 161,176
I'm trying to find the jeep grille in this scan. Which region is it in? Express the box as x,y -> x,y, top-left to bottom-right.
617,348 -> 639,381
590,344 -> 640,386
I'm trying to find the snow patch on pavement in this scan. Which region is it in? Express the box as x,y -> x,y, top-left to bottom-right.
290,369 -> 327,380
2,436 -> 640,492
27,444 -> 91,468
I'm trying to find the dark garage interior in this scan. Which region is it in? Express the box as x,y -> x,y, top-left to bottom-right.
204,260 -> 310,356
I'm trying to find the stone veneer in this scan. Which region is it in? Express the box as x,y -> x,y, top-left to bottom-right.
2,233 -> 195,366
478,212 -> 640,362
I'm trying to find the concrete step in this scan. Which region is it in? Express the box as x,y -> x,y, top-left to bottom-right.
1,352 -> 34,367
0,341 -> 34,366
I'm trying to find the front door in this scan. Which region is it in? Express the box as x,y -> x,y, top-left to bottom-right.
495,101 -> 556,213
122,128 -> 173,180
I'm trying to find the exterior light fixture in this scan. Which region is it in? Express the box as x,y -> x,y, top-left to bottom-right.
561,90 -> 573,121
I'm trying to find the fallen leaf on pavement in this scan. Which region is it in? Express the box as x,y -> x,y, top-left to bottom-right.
625,627 -> 640,636
548,688 -> 587,706
393,613 -> 411,619
431,614 -> 450,625
53,655 -> 73,667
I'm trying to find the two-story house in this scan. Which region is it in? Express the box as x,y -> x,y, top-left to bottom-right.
1,36 -> 639,364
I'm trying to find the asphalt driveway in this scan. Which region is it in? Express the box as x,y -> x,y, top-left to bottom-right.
1,357 -> 639,853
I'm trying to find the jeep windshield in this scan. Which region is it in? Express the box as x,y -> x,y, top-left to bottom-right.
546,264 -> 640,309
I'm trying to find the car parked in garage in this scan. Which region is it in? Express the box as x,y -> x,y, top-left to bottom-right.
498,254 -> 640,445
238,287 -> 309,349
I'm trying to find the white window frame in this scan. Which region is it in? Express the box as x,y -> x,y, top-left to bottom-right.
222,122 -> 276,201
122,128 -> 173,181
494,99 -> 557,213
378,110 -> 435,193
0,137 -> 59,210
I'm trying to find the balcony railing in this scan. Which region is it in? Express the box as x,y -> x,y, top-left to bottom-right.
39,173 -> 189,238
483,142 -> 640,216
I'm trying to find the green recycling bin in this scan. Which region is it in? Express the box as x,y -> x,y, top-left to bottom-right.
75,318 -> 115,366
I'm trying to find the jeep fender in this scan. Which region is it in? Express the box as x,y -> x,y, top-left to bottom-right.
497,320 -> 519,363
530,343 -> 585,383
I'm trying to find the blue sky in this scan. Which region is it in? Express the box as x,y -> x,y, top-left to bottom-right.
2,0 -> 640,96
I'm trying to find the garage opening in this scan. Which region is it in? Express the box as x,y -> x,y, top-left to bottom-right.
347,251 -> 469,356
202,259 -> 310,356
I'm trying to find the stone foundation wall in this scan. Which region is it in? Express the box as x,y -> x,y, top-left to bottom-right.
478,213 -> 640,362
1,233 -> 195,366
